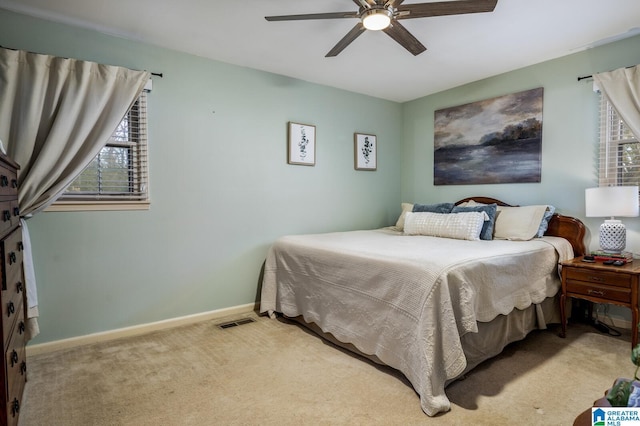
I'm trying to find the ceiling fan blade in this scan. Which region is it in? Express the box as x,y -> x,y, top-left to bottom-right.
397,0 -> 497,19
265,12 -> 359,21
352,0 -> 374,8
326,23 -> 367,57
383,21 -> 426,56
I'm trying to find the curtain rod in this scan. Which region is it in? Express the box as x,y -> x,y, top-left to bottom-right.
577,65 -> 636,82
0,45 -> 163,78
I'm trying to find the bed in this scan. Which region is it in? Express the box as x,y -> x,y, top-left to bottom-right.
259,197 -> 586,416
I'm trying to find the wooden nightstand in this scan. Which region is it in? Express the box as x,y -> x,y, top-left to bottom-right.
560,257 -> 640,348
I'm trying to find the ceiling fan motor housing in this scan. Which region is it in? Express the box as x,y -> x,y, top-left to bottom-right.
361,6 -> 395,31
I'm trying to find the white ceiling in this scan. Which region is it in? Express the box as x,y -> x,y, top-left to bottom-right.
1,0 -> 639,102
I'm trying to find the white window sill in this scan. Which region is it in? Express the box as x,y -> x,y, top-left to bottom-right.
45,201 -> 150,212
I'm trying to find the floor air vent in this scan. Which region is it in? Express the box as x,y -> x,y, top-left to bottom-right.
217,317 -> 256,329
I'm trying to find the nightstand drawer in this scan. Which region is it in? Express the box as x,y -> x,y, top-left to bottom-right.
565,267 -> 632,288
566,279 -> 631,303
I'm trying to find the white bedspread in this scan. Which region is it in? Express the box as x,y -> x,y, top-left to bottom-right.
260,227 -> 573,416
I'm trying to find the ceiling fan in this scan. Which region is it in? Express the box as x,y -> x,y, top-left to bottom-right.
265,0 -> 498,57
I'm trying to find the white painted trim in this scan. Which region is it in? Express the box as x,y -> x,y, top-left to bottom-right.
45,200 -> 150,212
605,315 -> 631,330
593,303 -> 632,330
26,303 -> 258,356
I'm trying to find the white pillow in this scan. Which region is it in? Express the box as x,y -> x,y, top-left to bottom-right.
493,205 -> 549,241
404,211 -> 487,241
394,203 -> 414,231
458,199 -> 482,207
455,200 -> 472,207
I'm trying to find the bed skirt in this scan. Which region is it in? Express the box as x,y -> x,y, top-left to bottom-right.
283,295 -> 560,387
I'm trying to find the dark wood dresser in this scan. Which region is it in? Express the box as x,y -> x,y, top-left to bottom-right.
0,153 -> 26,425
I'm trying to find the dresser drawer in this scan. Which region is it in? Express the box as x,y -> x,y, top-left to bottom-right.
564,267 -> 632,288
0,227 -> 25,348
5,303 -> 26,399
0,164 -> 17,199
566,279 -> 632,303
5,385 -> 23,426
3,356 -> 24,426
2,227 -> 24,294
0,200 -> 19,238
5,342 -> 25,426
0,283 -> 24,350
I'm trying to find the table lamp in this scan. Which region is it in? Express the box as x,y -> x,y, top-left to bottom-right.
585,186 -> 639,253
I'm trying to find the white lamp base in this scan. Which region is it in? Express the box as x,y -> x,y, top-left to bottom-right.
600,219 -> 626,253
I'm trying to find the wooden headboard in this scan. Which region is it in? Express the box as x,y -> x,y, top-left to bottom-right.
455,197 -> 586,257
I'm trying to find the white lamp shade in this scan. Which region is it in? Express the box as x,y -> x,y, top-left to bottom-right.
585,186 -> 639,218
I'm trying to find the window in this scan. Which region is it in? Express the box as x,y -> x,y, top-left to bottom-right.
50,92 -> 149,211
598,93 -> 640,187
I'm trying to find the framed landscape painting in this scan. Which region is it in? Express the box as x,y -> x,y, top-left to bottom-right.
433,87 -> 543,185
288,122 -> 316,166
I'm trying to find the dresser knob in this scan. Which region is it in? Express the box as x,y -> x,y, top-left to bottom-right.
11,398 -> 19,416
18,241 -> 24,251
20,361 -> 26,375
11,179 -> 18,188
2,210 -> 10,221
18,321 -> 25,335
0,175 -> 7,187
10,350 -> 18,366
16,281 -> 23,293
13,207 -> 19,216
8,252 -> 16,264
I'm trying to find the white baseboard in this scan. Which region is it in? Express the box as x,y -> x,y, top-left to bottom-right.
603,315 -> 631,330
26,302 -> 259,357
592,302 -> 632,330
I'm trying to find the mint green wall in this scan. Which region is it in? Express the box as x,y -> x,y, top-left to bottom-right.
402,34 -> 640,256
3,7 -> 640,344
400,35 -> 640,325
0,9 -> 403,344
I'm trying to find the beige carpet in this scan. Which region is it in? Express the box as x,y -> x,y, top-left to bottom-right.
19,311 -> 632,425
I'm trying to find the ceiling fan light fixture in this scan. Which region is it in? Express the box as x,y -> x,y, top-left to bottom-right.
361,9 -> 392,31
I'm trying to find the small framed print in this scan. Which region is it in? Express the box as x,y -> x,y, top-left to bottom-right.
354,133 -> 377,171
288,122 -> 316,166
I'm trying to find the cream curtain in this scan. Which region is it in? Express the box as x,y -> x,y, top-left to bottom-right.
593,64 -> 640,140
0,47 -> 150,339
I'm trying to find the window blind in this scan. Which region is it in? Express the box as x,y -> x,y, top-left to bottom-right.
598,93 -> 640,187
60,92 -> 149,202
